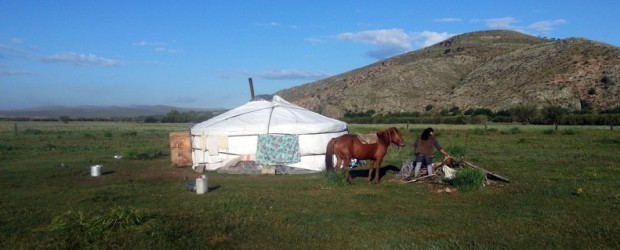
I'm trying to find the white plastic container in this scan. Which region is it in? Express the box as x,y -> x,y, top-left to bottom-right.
196,175 -> 208,194
90,165 -> 103,177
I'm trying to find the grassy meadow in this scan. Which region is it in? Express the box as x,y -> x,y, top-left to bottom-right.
0,121 -> 618,249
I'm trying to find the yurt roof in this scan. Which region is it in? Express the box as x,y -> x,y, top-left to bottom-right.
191,95 -> 347,136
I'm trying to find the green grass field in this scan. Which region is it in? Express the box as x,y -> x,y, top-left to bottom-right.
0,121 -> 618,249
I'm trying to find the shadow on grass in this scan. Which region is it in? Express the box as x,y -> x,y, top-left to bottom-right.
208,185 -> 221,192
348,165 -> 400,181
102,170 -> 115,175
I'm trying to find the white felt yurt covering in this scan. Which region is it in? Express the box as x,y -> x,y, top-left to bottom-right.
190,95 -> 348,172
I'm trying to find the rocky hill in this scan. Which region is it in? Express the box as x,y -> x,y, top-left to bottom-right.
276,30 -> 620,118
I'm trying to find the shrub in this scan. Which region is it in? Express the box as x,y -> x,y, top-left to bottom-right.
124,148 -> 163,160
84,133 -> 96,139
451,168 -> 485,192
22,129 -> 43,135
324,170 -> 350,188
471,115 -> 488,124
442,145 -> 465,159
121,130 -> 138,137
89,206 -> 155,233
492,116 -> 512,123
42,207 -> 157,249
441,115 -> 469,124
541,105 -> 569,124
471,128 -> 485,135
562,129 -> 577,135
59,116 -> 71,123
510,104 -> 541,124
594,137 -> 620,144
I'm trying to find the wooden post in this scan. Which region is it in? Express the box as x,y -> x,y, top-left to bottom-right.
555,123 -> 558,131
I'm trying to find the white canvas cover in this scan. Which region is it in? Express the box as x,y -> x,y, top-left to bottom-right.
190,95 -> 348,172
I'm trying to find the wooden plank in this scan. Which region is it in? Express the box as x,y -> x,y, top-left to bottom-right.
463,160 -> 510,183
404,174 -> 436,183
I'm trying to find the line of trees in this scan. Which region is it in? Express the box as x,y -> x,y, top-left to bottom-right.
146,110 -> 216,123
0,110 -> 217,124
4,105 -> 619,126
342,104 -> 620,126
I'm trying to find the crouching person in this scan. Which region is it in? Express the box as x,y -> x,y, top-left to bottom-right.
413,127 -> 450,177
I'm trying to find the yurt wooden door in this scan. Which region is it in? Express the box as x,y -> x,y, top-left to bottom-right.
169,131 -> 192,167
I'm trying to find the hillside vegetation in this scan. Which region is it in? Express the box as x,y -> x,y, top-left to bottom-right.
276,30 -> 620,118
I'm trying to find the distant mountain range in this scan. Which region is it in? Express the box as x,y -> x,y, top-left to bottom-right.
276,29 -> 620,118
0,105 -> 220,119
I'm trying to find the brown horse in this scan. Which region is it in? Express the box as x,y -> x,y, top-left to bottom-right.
325,127 -> 405,183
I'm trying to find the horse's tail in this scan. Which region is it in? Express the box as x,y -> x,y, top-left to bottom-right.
324,138 -> 336,171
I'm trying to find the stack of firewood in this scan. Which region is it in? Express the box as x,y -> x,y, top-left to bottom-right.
404,157 -> 510,183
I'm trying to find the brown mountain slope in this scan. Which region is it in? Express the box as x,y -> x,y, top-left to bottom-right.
275,30 -> 620,118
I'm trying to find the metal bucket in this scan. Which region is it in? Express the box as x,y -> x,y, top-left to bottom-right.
90,165 -> 103,177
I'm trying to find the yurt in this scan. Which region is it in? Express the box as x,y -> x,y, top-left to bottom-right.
190,95 -> 348,173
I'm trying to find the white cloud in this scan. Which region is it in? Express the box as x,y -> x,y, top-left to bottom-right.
433,18 -> 462,23
254,21 -> 300,30
0,43 -> 33,60
154,47 -> 184,54
484,17 -> 520,29
473,17 -> 566,35
0,64 -> 31,77
411,31 -> 454,47
132,41 -> 166,47
11,38 -> 23,44
304,37 -> 326,44
132,40 -> 183,54
337,29 -> 455,59
42,52 -> 120,67
337,29 -> 412,51
528,19 -> 567,33
337,29 -> 413,59
254,21 -> 281,28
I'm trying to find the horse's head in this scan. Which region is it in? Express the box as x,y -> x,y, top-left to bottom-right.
388,127 -> 406,147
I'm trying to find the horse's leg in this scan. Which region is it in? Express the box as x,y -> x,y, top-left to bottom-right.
344,156 -> 353,183
367,160 -> 376,182
374,158 -> 384,184
335,155 -> 343,170
345,165 -> 352,183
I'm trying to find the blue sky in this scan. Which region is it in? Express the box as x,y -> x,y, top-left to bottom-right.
1,1 -> 619,110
